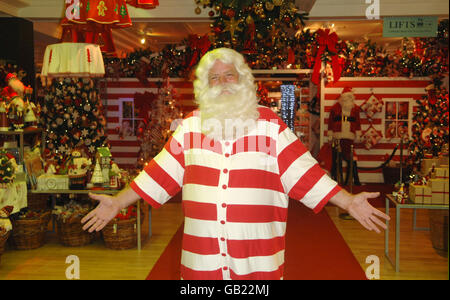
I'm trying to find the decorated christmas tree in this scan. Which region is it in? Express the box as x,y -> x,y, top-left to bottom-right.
408,83 -> 449,167
40,78 -> 108,167
136,77 -> 184,168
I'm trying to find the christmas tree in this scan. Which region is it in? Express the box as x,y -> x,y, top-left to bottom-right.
408,84 -> 449,167
136,77 -> 184,168
40,78 -> 108,167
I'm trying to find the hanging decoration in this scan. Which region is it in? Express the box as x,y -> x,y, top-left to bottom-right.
61,0 -> 133,55
40,43 -> 105,85
311,28 -> 341,85
360,91 -> 383,121
361,125 -> 383,150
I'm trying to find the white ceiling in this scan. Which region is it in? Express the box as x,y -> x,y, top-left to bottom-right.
1,0 -> 448,69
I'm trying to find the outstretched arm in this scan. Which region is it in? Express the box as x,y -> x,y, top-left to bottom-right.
81,186 -> 141,233
328,189 -> 390,233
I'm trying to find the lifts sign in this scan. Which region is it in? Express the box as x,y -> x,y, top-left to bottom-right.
383,16 -> 438,37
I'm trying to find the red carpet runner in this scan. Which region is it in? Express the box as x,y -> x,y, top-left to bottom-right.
146,199 -> 367,280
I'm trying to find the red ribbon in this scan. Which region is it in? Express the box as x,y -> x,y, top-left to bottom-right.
311,29 -> 342,85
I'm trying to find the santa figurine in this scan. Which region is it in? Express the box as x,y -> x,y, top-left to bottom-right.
328,87 -> 362,186
3,73 -> 26,131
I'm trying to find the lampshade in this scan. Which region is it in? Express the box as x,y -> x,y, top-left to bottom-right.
41,42 -> 105,84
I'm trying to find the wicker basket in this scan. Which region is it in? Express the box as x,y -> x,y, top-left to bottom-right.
102,218 -> 139,250
0,231 -> 11,264
11,211 -> 51,250
56,216 -> 95,247
27,194 -> 51,211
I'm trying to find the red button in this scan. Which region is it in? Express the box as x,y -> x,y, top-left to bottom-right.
220,220 -> 226,225
223,267 -> 228,271
222,184 -> 227,189
220,237 -> 225,242
222,203 -> 227,208
225,141 -> 230,146
225,153 -> 230,158
223,169 -> 228,174
222,253 -> 226,257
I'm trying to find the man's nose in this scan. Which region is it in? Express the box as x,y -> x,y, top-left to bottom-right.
219,75 -> 228,84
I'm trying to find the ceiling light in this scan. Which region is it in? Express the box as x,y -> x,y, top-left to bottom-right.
141,38 -> 146,44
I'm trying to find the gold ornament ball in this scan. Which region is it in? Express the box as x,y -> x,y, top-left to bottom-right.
195,6 -> 201,14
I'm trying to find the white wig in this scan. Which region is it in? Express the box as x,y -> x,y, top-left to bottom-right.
193,48 -> 256,104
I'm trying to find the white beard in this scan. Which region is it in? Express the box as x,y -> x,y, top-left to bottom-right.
197,82 -> 259,140
339,97 -> 354,116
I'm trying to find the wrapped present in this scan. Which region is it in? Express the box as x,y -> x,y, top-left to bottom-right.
428,178 -> 449,205
37,174 -> 69,190
432,167 -> 449,180
439,156 -> 449,166
421,158 -> 439,175
409,184 -> 432,204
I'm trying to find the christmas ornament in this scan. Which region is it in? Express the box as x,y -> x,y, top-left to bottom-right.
361,125 -> 382,150
360,93 -> 383,121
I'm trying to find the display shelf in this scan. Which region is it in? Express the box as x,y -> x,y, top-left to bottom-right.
0,127 -> 44,164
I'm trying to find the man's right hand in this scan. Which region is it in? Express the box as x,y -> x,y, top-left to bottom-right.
81,193 -> 121,233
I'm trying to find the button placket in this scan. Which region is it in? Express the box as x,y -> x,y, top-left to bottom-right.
218,140 -> 232,277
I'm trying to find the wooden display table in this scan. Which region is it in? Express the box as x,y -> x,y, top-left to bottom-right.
30,189 -> 151,250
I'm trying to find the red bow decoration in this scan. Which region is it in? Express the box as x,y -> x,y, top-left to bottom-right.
188,34 -> 212,68
134,91 -> 157,122
311,29 -> 342,85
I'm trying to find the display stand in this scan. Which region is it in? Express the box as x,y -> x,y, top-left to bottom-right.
0,128 -> 44,164
384,194 -> 448,272
31,189 -> 151,250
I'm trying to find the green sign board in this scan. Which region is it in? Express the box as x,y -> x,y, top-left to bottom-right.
383,16 -> 438,37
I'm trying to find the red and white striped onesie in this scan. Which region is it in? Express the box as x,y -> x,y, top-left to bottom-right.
130,106 -> 341,280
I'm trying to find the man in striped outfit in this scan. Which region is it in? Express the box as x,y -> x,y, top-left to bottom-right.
82,48 -> 390,280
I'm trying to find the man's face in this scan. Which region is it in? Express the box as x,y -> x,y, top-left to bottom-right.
208,60 -> 239,91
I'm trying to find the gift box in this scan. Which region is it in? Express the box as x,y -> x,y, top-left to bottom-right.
409,184 -> 432,204
439,156 -> 449,166
428,178 -> 449,205
37,174 -> 69,190
421,158 -> 439,175
433,167 -> 449,180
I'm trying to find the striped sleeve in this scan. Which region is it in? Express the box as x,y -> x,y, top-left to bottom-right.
277,125 -> 341,213
130,122 -> 185,209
